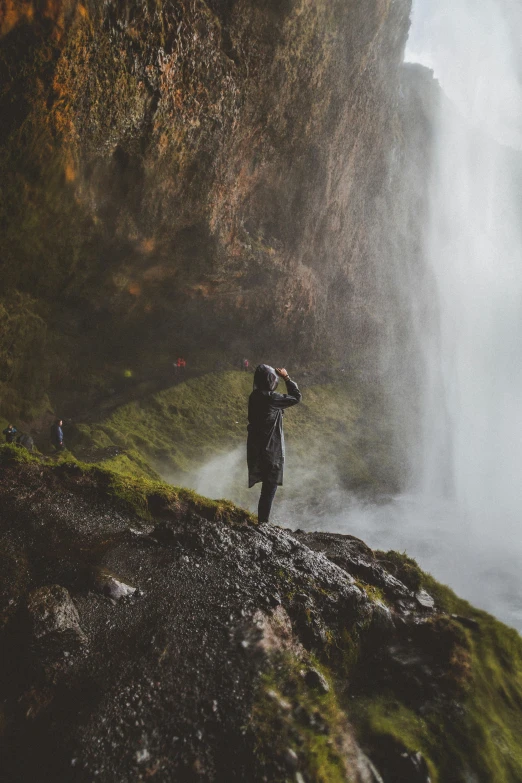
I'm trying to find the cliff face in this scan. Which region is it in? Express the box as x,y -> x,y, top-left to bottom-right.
2,445 -> 522,782
0,0 -> 411,419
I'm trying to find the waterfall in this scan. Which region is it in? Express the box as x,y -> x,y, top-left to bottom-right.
408,1 -> 522,511
394,0 -> 522,625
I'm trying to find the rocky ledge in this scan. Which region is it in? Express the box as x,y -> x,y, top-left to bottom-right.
1,445 -> 521,782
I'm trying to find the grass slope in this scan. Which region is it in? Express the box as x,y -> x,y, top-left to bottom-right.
72,370 -> 397,496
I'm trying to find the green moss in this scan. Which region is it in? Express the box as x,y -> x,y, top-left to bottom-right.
0,442 -> 254,527
77,371 -> 251,477
349,572 -> 522,783
375,549 -> 424,592
251,653 -> 353,783
0,443 -> 40,465
355,580 -> 386,604
2,437 -> 522,781
81,462 -> 256,526
73,370 -> 396,498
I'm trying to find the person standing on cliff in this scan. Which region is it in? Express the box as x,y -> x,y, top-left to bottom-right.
50,419 -> 65,451
247,365 -> 301,524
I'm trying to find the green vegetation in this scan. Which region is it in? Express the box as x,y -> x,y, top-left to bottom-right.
251,653 -> 354,783
0,442 -> 254,526
0,442 -> 40,466
349,563 -> 522,783
98,468 -> 254,526
75,371 -> 253,477
375,549 -> 424,592
72,370 -> 397,500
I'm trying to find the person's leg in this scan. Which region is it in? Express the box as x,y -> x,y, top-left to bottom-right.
258,481 -> 278,523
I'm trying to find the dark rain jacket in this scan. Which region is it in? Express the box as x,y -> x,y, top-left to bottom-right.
3,426 -> 17,444
247,365 -> 302,488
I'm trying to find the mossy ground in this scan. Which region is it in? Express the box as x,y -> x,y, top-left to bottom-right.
251,653 -> 357,783
350,552 -> 522,783
70,369 -> 398,504
0,442 -> 254,527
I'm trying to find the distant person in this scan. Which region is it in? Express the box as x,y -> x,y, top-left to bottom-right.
3,424 -> 17,444
50,419 -> 65,451
242,358 -> 250,372
247,365 -> 301,524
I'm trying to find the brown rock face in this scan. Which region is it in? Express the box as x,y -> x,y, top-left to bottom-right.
0,0 -> 411,417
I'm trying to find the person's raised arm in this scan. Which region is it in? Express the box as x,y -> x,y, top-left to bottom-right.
270,368 -> 302,409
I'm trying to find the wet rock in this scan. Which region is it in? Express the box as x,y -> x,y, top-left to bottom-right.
290,531 -> 412,600
26,585 -> 87,652
291,602 -> 330,648
151,521 -> 207,554
266,690 -> 292,712
0,457 -> 507,782
0,541 -> 30,629
303,667 -> 330,694
401,750 -> 431,782
19,687 -> 54,720
366,601 -> 395,644
135,748 -> 151,764
373,738 -> 432,783
90,568 -> 137,601
358,753 -> 385,783
416,590 -> 435,610
284,747 -> 299,769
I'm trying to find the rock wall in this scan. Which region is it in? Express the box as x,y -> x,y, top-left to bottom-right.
0,0 -> 412,419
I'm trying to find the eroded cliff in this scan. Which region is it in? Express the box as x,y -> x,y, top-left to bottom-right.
0,0 -> 411,420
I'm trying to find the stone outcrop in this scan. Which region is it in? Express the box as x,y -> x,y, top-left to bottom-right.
1,446 -> 521,782
0,0 -> 412,420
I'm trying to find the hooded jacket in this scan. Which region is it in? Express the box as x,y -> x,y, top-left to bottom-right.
247,365 -> 302,487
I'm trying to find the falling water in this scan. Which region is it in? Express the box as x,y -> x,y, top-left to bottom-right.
402,0 -> 522,625
168,1 -> 522,629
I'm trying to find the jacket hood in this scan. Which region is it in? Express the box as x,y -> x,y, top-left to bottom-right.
253,364 -> 279,392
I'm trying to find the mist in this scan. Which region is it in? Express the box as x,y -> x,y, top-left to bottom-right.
165,438 -> 522,629
165,0 -> 522,632
403,0 -> 522,627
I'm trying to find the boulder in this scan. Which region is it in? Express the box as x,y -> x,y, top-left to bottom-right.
90,568 -> 137,601
416,590 -> 435,610
26,585 -> 87,653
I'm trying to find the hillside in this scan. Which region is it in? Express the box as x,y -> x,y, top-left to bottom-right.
1,445 -> 522,782
64,369 -> 399,504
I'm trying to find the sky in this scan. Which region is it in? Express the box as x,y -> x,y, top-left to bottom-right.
405,0 -> 522,148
